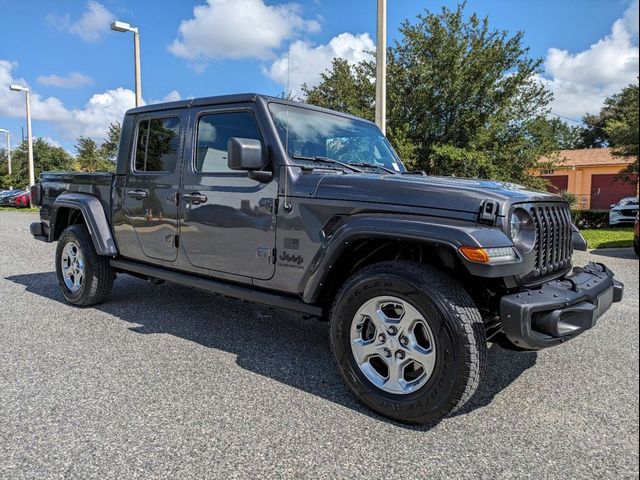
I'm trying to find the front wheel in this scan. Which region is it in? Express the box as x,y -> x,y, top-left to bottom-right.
330,261 -> 487,424
55,224 -> 114,306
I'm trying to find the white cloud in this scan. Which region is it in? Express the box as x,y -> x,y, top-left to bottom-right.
264,32 -> 375,97
169,0 -> 320,61
1,59 -> 180,142
37,72 -> 93,88
39,136 -> 62,148
0,60 -> 72,122
71,87 -> 136,138
542,0 -> 639,118
148,90 -> 182,105
48,1 -> 115,43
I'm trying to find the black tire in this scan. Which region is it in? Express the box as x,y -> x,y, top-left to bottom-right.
330,261 -> 487,424
634,240 -> 639,256
55,224 -> 114,306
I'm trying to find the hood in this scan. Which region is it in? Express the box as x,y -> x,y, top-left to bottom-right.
315,173 -> 564,216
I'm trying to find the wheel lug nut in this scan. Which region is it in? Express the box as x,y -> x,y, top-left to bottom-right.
388,326 -> 397,335
400,337 -> 408,346
378,334 -> 386,342
383,348 -> 391,357
397,351 -> 405,359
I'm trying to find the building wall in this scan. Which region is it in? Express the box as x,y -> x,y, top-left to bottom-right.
541,164 -> 634,209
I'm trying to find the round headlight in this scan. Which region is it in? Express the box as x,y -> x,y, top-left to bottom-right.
509,208 -> 536,253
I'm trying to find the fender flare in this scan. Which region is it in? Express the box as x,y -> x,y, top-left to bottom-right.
50,193 -> 117,256
301,214 -> 521,304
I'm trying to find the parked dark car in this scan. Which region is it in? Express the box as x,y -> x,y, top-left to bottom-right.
0,189 -> 24,206
9,191 -> 30,208
30,94 -> 624,424
609,196 -> 639,226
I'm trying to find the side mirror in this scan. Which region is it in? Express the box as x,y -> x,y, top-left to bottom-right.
228,137 -> 265,171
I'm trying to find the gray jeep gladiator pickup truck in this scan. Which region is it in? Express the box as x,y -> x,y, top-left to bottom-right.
30,94 -> 623,424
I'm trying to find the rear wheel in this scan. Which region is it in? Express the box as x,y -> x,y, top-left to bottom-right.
55,224 -> 114,306
330,261 -> 486,424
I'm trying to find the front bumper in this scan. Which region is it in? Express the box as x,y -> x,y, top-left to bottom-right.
500,262 -> 623,350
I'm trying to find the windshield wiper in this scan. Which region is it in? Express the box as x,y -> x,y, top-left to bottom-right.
348,162 -> 398,174
291,155 -> 363,173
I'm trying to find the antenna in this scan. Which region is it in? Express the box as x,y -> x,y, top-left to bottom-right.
286,51 -> 291,100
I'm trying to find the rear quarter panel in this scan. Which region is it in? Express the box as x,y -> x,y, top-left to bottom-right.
39,172 -> 114,224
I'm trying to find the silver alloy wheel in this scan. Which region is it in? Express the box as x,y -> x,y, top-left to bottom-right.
61,241 -> 85,293
350,295 -> 436,395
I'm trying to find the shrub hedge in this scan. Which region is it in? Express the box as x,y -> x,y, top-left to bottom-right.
571,210 -> 610,229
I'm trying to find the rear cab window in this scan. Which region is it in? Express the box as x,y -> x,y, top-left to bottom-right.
134,117 -> 181,173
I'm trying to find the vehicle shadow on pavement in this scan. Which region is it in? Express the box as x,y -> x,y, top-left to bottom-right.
7,271 -> 537,430
589,248 -> 638,260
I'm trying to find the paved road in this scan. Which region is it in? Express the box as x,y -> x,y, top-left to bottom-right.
1,211 -> 638,479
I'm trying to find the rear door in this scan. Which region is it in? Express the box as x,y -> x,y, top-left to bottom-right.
121,111 -> 186,263
179,105 -> 277,280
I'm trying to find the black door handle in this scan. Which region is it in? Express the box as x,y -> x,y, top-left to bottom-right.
182,192 -> 208,205
127,189 -> 148,199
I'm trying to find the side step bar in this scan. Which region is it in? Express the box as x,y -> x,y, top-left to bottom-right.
110,259 -> 323,317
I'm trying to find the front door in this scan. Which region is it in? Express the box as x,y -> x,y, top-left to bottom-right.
179,105 -> 277,280
122,112 -> 185,263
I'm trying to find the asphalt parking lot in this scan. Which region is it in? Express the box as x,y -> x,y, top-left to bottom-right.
1,210 -> 638,479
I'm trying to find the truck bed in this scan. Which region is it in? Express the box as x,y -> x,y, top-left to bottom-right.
38,171 -> 115,221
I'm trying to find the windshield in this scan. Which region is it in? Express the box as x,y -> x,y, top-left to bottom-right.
619,197 -> 639,206
269,103 -> 405,172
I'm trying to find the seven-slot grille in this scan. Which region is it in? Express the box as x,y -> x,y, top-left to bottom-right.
529,203 -> 573,279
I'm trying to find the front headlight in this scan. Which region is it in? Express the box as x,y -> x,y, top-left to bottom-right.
509,208 -> 536,253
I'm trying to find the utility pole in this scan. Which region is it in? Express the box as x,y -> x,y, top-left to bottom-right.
375,0 -> 387,135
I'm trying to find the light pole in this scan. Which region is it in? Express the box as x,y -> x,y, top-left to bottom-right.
0,129 -> 11,189
9,85 -> 35,189
111,20 -> 142,107
375,0 -> 387,135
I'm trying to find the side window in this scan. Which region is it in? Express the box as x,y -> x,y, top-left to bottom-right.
134,117 -> 180,173
196,111 -> 263,173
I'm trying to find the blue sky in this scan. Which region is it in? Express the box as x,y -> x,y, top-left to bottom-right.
1,0 -> 638,152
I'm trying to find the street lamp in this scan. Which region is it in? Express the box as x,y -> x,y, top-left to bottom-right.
9,85 -> 35,189
375,0 -> 387,135
111,20 -> 142,107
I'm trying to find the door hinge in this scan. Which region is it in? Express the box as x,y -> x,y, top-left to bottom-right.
175,235 -> 180,248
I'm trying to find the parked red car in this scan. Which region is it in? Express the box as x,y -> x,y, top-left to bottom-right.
9,191 -> 31,208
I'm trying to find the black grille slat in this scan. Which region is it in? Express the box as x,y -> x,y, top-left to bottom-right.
526,203 -> 572,282
551,206 -> 561,267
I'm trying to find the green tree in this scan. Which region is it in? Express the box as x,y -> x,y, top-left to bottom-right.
529,117 -> 584,150
75,136 -> 115,172
99,121 -> 122,162
302,58 -> 376,121
579,113 -> 608,148
303,3 -> 557,187
603,83 -> 638,182
1,138 -> 73,189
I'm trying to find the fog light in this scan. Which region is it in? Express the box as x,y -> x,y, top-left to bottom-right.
459,246 -> 517,264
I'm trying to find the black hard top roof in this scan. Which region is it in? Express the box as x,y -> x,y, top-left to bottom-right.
125,92 -> 376,125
